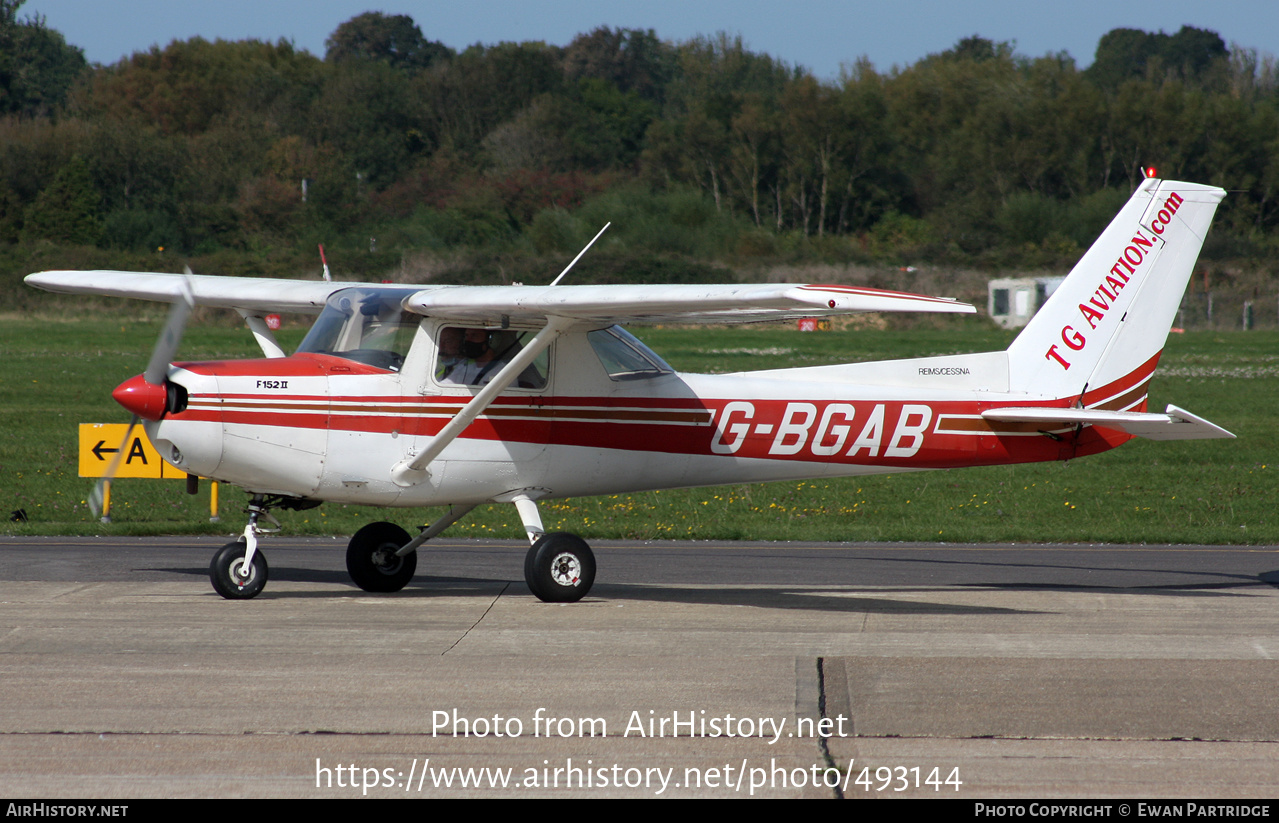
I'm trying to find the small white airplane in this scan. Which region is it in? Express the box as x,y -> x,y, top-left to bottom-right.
26,177 -> 1234,602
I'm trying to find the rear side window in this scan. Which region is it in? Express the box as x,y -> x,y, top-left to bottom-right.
587,327 -> 672,381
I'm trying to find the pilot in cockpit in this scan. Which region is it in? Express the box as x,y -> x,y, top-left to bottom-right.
437,326 -> 543,388
439,328 -> 502,384
434,326 -> 465,381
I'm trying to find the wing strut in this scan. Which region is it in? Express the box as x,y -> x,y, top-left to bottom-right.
393,503 -> 479,558
389,315 -> 575,487
236,309 -> 286,358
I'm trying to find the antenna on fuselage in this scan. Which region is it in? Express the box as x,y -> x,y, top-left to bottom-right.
549,223 -> 610,286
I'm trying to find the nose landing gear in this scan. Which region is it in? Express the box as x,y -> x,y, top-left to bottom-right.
208,494 -> 318,600
210,539 -> 267,599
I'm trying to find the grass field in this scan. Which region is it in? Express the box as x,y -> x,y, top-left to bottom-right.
1,311 -> 1274,544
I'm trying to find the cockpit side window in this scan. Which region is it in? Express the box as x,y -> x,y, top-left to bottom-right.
435,326 -> 548,389
297,287 -> 420,372
587,326 -> 672,381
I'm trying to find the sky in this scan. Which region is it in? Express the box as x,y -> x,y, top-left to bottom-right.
20,0 -> 1279,80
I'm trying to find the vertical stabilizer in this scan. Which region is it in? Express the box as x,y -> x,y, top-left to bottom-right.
1005,179 -> 1225,403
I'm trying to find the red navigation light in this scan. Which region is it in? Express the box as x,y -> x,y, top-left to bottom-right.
1145,166 -> 1158,179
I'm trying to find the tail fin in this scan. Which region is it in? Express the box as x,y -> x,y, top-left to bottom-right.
1005,179 -> 1225,402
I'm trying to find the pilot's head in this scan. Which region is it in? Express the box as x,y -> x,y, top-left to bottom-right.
439,327 -> 463,356
461,328 -> 490,358
487,330 -> 519,356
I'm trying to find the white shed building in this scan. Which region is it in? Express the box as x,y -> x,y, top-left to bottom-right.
988,276 -> 1066,329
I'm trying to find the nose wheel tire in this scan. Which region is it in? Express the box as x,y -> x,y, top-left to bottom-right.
347,522 -> 416,593
524,533 -> 595,603
210,540 -> 268,599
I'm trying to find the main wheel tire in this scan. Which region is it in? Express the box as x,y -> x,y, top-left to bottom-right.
347,522 -> 416,592
524,533 -> 595,603
523,541 -> 545,601
210,540 -> 268,599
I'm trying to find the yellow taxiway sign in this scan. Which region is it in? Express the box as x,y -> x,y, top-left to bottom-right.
78,423 -> 181,479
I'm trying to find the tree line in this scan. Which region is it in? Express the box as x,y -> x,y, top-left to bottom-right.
2,3 -> 1277,285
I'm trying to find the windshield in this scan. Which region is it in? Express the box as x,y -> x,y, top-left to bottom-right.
297,287 -> 420,371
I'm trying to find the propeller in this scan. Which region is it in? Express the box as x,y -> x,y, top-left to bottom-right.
87,416 -> 138,519
88,275 -> 196,519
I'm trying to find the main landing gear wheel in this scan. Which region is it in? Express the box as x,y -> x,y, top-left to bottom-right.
210,540 -> 268,600
524,533 -> 595,603
347,522 -> 417,593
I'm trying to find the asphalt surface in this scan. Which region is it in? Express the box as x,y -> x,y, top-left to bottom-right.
1,536 -> 1277,799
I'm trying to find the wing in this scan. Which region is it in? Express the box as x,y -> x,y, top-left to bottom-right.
27,271 -> 976,324
404,283 -> 975,325
24,270 -> 360,313
982,404 -> 1235,441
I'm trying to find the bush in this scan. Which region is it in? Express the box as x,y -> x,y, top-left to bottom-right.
868,211 -> 940,260
21,157 -> 101,246
103,209 -> 180,251
1060,187 -> 1130,247
996,191 -> 1065,245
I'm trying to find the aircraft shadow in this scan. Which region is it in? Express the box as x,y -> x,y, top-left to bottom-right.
799,551 -> 1279,597
149,564 -> 1028,614
569,584 -> 1033,615
149,556 -> 1279,612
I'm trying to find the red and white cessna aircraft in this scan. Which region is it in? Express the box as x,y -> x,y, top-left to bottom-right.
26,177 -> 1233,602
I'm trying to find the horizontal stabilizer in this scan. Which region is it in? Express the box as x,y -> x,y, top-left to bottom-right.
982,404 -> 1235,441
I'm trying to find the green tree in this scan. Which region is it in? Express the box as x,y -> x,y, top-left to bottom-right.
417,41 -> 564,155
87,118 -> 184,213
1088,26 -> 1227,90
0,0 -> 86,116
484,79 -> 655,174
312,60 -> 421,188
884,36 -> 1024,233
726,93 -> 780,227
646,34 -> 793,216
23,155 -> 100,244
1088,28 -> 1160,90
563,27 -> 674,104
1161,26 -> 1228,83
779,75 -> 838,235
941,35 -> 1011,63
79,37 -> 324,136
832,60 -> 906,233
325,12 -> 452,70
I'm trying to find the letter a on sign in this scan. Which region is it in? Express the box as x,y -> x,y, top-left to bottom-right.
78,423 -> 170,478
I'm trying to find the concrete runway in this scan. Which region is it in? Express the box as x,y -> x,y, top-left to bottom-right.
1,536 -> 1277,798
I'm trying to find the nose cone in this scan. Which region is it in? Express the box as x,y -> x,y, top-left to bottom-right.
112,374 -> 169,420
